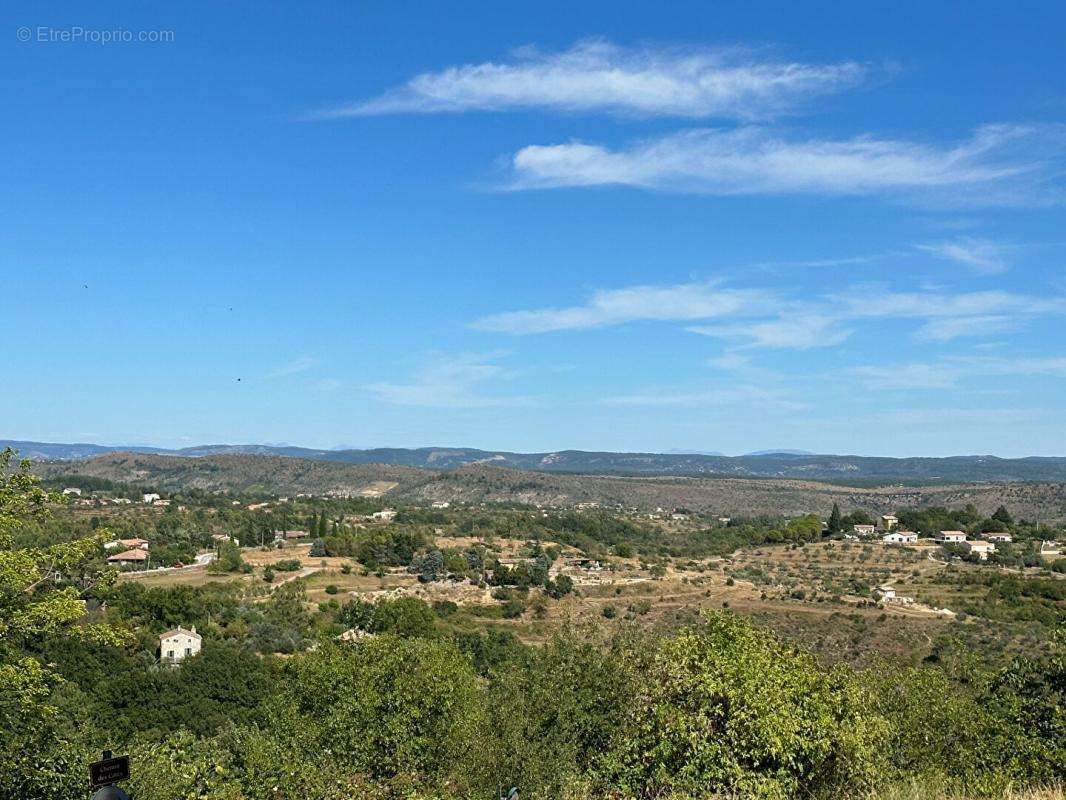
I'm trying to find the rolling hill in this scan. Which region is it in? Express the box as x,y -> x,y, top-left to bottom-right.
8,438 -> 1066,482
33,452 -> 1066,520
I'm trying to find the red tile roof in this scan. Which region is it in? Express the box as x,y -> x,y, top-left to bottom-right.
107,549 -> 149,562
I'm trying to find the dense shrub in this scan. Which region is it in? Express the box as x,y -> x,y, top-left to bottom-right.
597,613 -> 887,799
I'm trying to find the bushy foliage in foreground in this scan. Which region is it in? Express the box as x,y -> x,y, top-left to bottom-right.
8,612 -> 1065,800
598,614 -> 887,799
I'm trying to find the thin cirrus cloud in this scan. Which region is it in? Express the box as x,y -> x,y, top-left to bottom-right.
603,385 -> 809,412
472,280 -> 774,334
367,352 -> 530,408
507,124 -> 1066,205
314,39 -> 868,120
265,356 -> 319,379
474,280 -> 1066,348
913,315 -> 1019,342
852,356 -> 1066,390
687,315 -> 852,350
914,237 -> 1014,274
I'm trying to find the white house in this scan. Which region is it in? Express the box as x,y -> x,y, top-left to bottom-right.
853,524 -> 876,536
143,493 -> 161,504
961,540 -> 995,560
431,501 -> 450,509
875,585 -> 915,605
371,509 -> 397,521
883,531 -> 917,545
985,533 -> 1013,543
62,487 -> 82,496
873,584 -> 897,601
159,626 -> 202,663
937,530 -> 967,544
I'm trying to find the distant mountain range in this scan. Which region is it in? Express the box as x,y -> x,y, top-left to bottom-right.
6,438 -> 1066,483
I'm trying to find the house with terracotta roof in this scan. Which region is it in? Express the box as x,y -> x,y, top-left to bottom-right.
106,548 -> 149,565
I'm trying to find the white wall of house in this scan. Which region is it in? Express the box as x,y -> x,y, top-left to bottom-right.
160,629 -> 202,662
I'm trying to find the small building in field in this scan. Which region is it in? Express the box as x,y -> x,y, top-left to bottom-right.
985,533 -> 1013,543
107,549 -> 149,566
431,501 -> 451,509
879,514 -> 899,531
961,540 -> 995,560
883,531 -> 917,545
853,524 -> 876,536
873,584 -> 896,601
937,530 -> 967,544
62,487 -> 82,496
874,584 -> 915,605
371,509 -> 397,521
143,493 -> 161,504
159,626 -> 202,663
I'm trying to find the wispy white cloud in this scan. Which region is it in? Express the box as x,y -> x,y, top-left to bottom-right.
266,356 -> 319,379
472,280 -> 774,334
689,314 -> 852,350
508,124 -> 1066,205
317,40 -> 867,120
915,237 -> 1014,274
837,288 -> 1066,321
873,407 -> 1049,425
368,352 -> 528,408
603,384 -> 808,412
852,356 -> 1066,390
913,315 -> 1018,342
476,279 -> 1066,350
851,363 -> 960,390
706,352 -> 752,370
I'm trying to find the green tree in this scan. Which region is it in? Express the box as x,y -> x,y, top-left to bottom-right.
210,539 -> 244,572
992,505 -> 1014,526
281,637 -> 488,789
828,503 -> 842,536
598,612 -> 887,799
0,449 -> 126,799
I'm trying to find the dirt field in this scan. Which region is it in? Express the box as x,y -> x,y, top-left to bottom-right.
121,535 -> 1053,665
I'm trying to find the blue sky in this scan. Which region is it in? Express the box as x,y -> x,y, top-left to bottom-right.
3,1 -> 1065,456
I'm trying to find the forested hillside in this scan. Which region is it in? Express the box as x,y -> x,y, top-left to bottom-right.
34,452 -> 1066,520
11,438 -> 1066,482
